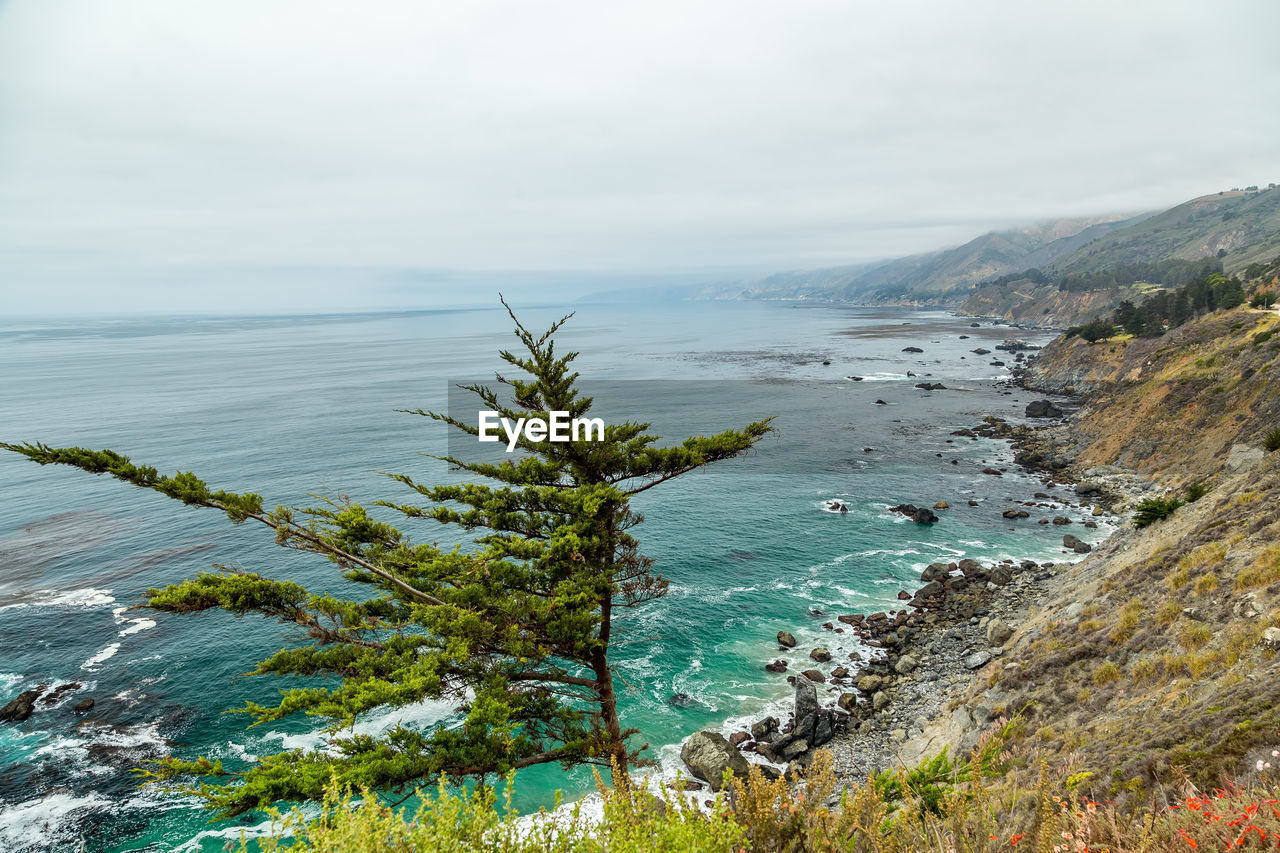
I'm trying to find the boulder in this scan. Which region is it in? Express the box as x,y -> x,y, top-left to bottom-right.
0,686 -> 47,723
934,501 -> 949,509
987,567 -> 1012,587
838,692 -> 857,713
920,562 -> 950,582
986,619 -> 1013,646
894,654 -> 919,675
681,731 -> 752,791
1025,400 -> 1064,418
857,675 -> 883,693
777,631 -> 797,648
812,712 -> 835,748
668,693 -> 698,708
963,651 -> 992,670
728,731 -> 751,747
982,468 -> 1003,476
872,691 -> 890,711
1052,516 -> 1071,525
751,716 -> 780,742
1260,627 -> 1280,651
809,647 -> 832,662
902,346 -> 924,353
1063,534 -> 1091,553
72,698 -> 94,714
764,659 -> 788,673
801,669 -> 825,682
912,507 -> 939,524
794,676 -> 819,728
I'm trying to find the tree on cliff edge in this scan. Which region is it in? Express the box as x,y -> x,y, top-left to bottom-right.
1,300 -> 773,817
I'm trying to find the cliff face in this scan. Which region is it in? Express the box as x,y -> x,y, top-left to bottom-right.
958,283 -> 1140,328
1019,306 -> 1280,486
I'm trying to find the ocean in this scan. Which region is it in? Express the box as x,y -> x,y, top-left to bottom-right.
0,301 -> 1097,850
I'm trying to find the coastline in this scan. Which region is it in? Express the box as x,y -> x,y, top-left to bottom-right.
679,335 -> 1133,791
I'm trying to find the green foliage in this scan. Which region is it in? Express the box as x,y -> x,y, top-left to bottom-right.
1183,481 -> 1210,502
1264,426 -> 1280,452
1064,319 -> 1115,343
249,772 -> 747,853
1133,497 -> 1184,529
1250,289 -> 1276,309
1,299 -> 773,819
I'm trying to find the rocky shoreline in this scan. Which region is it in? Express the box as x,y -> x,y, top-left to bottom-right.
678,357 -> 1135,793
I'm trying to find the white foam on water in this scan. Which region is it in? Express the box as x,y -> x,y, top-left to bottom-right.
118,618 -> 157,637
0,673 -> 24,692
263,695 -> 464,758
0,587 -> 115,613
33,720 -> 170,777
0,791 -> 111,850
170,813 -> 301,853
81,642 -> 121,670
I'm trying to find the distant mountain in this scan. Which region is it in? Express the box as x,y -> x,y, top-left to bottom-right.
1045,187 -> 1280,276
958,186 -> 1280,326
689,215 -> 1141,305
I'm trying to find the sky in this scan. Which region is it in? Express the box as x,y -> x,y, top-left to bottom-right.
1,0 -> 1278,314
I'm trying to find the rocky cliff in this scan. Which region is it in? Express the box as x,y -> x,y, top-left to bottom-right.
828,304 -> 1280,807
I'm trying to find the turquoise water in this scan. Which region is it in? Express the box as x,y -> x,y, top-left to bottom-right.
0,302 -> 1092,850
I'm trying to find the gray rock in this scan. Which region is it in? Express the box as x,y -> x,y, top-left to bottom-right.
809,647 -> 832,662
680,731 -> 752,791
812,712 -> 834,747
794,677 -> 818,729
872,690 -> 890,711
1226,444 -> 1266,471
1025,400 -> 1064,418
0,685 -> 47,723
751,717 -> 779,742
986,619 -> 1013,646
963,651 -> 992,669
921,562 -> 950,582
1260,627 -> 1280,650
856,675 -> 883,693
777,631 -> 797,648
894,654 -> 919,675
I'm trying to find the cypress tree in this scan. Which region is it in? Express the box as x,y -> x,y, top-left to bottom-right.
1,300 -> 773,817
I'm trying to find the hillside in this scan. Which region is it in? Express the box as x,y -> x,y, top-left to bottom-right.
694,215 -> 1138,304
889,302 -> 1280,808
958,186 -> 1280,325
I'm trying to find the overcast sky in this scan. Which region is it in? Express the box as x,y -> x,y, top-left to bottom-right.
2,1 -> 1278,314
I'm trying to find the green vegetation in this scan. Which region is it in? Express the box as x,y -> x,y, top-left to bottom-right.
244,743 -> 1280,852
0,301 -> 773,817
1184,481 -> 1210,502
1132,496 -> 1184,528
1265,426 -> 1280,452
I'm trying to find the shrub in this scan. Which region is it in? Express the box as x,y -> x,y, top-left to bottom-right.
1184,481 -> 1210,502
1193,573 -> 1219,594
1250,289 -> 1276,308
1235,546 -> 1280,590
1178,623 -> 1213,650
1156,600 -> 1182,626
1093,660 -> 1122,685
1264,426 -> 1280,452
1133,497 -> 1184,528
